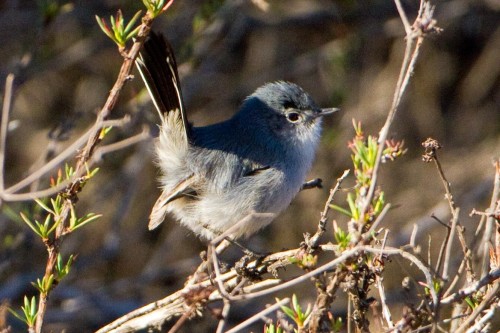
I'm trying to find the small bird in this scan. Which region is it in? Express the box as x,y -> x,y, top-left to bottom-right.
136,32 -> 338,241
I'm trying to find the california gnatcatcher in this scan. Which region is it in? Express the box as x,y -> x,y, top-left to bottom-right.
136,32 -> 338,240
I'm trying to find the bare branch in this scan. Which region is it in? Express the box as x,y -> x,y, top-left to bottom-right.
454,282 -> 500,333
215,299 -> 231,333
440,268 -> 500,305
224,298 -> 290,333
443,209 -> 460,280
2,117 -> 131,196
358,0 -> 438,226
393,0 -> 412,34
480,160 -> 500,278
307,169 -> 350,249
92,127 -> 151,162
0,74 -> 15,195
376,231 -> 394,330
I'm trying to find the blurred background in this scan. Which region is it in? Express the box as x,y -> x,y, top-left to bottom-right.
0,0 -> 498,332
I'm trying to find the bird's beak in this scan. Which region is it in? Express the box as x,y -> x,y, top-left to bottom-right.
318,107 -> 340,116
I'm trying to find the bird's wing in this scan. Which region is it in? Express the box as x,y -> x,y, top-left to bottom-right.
136,31 -> 190,141
148,174 -> 199,230
242,164 -> 271,177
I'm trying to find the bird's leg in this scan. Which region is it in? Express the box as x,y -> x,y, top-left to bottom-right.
225,238 -> 269,259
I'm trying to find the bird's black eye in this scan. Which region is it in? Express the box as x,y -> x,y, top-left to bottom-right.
287,112 -> 300,122
283,100 -> 297,110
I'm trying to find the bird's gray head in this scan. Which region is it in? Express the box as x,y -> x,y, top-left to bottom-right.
237,81 -> 338,145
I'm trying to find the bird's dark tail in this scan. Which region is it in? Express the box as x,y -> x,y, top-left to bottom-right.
136,32 -> 190,137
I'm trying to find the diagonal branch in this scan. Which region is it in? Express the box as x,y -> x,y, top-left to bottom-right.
358,0 -> 439,228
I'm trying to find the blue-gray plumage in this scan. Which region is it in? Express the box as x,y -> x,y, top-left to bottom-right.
136,32 -> 338,240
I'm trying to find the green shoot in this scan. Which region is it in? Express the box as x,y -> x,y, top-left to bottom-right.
96,10 -> 142,48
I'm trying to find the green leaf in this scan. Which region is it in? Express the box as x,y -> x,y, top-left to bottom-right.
51,196 -> 62,216
65,163 -> 75,179
281,304 -> 295,320
28,296 -> 37,320
334,228 -> 351,249
373,191 -> 385,215
97,10 -> 140,47
20,212 -> 43,238
143,0 -> 170,17
11,295 -> 38,327
34,198 -> 54,215
96,15 -> 115,40
32,275 -> 54,294
346,193 -> 359,220
331,316 -> 343,331
292,294 -> 300,313
3,204 -> 24,224
47,215 -> 61,236
88,166 -> 100,178
464,296 -> 477,309
37,214 -> 52,239
265,322 -> 284,333
8,307 -> 28,325
99,126 -> 113,139
303,303 -> 312,319
72,213 -> 102,231
124,10 -> 142,35
56,254 -> 74,280
330,204 -> 352,218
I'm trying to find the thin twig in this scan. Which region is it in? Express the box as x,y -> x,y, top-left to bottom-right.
434,215 -> 450,275
226,245 -> 438,308
358,0 -> 431,226
443,219 -> 476,297
440,268 -> 500,304
309,270 -> 346,331
0,74 -> 15,195
443,252 -> 468,299
457,225 -> 476,284
308,169 -> 350,248
224,298 -> 290,333
394,0 -> 412,34
428,235 -> 432,267
361,203 -> 391,243
0,120 -> 143,202
185,240 -> 231,289
409,224 -> 419,249
399,314 -> 468,333
2,117 -> 130,196
480,160 -> 500,278
210,242 -> 234,301
432,150 -> 456,213
92,127 -> 151,161
377,230 -> 394,330
454,282 -> 499,333
167,306 -> 195,333
443,208 -> 460,280
347,294 -> 352,333
465,298 -> 499,333
215,299 -> 231,333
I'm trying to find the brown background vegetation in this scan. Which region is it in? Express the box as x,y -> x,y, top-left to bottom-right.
0,0 -> 498,331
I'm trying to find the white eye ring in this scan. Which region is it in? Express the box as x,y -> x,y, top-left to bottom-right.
287,112 -> 300,122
